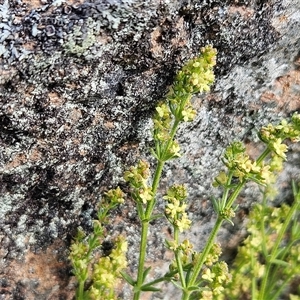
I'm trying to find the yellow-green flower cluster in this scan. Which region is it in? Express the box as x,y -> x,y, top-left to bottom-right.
98,187 -> 125,223
167,239 -> 195,271
69,185 -> 126,300
216,141 -> 275,185
204,243 -> 222,267
164,184 -> 191,232
152,46 -> 217,162
221,196 -> 300,300
153,102 -> 172,141
171,45 -> 217,96
259,113 -> 300,162
152,100 -> 182,161
90,236 -> 128,300
168,45 -> 217,122
259,113 -> 300,144
200,261 -> 231,299
104,187 -> 125,205
69,237 -> 90,282
284,244 -> 300,277
124,160 -> 153,204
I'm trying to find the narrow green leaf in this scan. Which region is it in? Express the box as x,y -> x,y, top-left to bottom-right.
142,267 -> 152,282
171,280 -> 184,290
148,214 -> 164,222
150,147 -> 160,161
270,258 -> 290,267
140,285 -> 161,292
187,285 -> 201,291
120,271 -> 136,286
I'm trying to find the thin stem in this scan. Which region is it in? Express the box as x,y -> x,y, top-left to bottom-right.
145,160 -> 164,218
182,175 -> 247,300
221,171 -> 233,209
134,118 -> 182,299
269,273 -> 294,300
259,190 -> 300,300
225,180 -> 245,209
78,280 -> 85,300
146,119 -> 180,218
133,221 -> 149,300
184,216 -> 224,293
174,227 -> 186,289
141,269 -> 179,287
251,248 -> 257,300
256,147 -> 271,165
259,195 -> 268,258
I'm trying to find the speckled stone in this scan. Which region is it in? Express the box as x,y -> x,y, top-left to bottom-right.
0,0 -> 300,298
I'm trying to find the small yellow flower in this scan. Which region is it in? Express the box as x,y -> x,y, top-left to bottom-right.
200,290 -> 213,300
202,268 -> 215,282
169,140 -> 181,157
182,107 -> 197,122
165,199 -> 181,219
138,187 -> 153,204
271,138 -> 288,159
175,213 -> 191,232
156,103 -> 169,118
180,239 -> 194,253
166,240 -> 178,251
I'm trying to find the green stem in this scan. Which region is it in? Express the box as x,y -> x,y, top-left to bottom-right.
259,189 -> 300,300
133,221 -> 149,300
141,269 -> 180,287
174,227 -> 186,289
146,119 -> 181,218
183,215 -> 224,300
225,180 -> 245,209
77,280 -> 85,300
269,273 -> 294,300
259,196 -> 268,258
182,177 -> 246,299
220,171 -> 233,209
256,147 -> 271,165
251,248 -> 258,300
134,118 -> 182,299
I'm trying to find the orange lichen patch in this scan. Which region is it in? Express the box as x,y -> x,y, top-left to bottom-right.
92,112 -> 104,125
272,8 -> 298,30
118,142 -> 139,151
171,17 -> 188,48
79,148 -> 88,156
69,108 -> 83,123
103,121 -> 115,129
228,5 -> 255,18
28,147 -> 43,162
261,69 -> 300,112
245,141 -> 264,160
96,33 -> 113,44
6,153 -> 27,170
21,0 -> 41,10
95,163 -> 105,173
65,82 -> 78,89
150,26 -> 163,58
48,92 -> 65,107
3,239 -> 75,300
72,136 -> 82,145
66,0 -> 85,4
22,42 -> 36,51
0,67 -> 18,84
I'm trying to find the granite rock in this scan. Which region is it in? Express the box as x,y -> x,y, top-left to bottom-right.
0,0 -> 300,298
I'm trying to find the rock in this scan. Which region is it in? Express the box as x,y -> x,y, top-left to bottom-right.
0,0 -> 299,298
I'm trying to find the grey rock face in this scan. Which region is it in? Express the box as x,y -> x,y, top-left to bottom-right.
0,0 -> 300,298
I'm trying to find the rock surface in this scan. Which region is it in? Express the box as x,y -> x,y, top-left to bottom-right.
0,0 -> 300,299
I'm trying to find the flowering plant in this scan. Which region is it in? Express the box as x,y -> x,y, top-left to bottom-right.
69,46 -> 300,300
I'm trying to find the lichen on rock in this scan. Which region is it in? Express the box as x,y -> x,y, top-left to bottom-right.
0,0 -> 300,298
